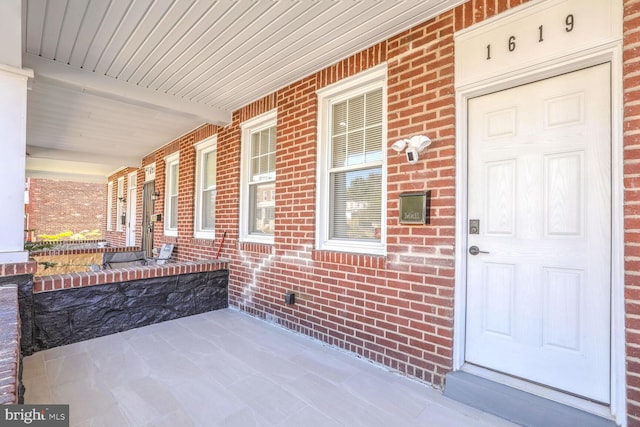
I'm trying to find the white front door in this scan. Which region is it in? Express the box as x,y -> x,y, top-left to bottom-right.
465,64 -> 611,403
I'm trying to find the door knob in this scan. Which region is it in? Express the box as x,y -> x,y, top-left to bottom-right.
469,246 -> 489,256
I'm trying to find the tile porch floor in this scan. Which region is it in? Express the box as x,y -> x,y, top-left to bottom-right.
22,308 -> 516,426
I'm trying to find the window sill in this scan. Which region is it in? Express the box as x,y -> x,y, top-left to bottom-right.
317,240 -> 386,257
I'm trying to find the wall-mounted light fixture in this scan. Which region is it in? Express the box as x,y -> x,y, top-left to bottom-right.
118,196 -> 126,203
151,191 -> 160,201
391,135 -> 432,164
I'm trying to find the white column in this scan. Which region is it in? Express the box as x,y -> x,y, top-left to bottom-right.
0,0 -> 32,263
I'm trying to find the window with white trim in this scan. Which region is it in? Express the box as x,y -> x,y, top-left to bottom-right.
316,65 -> 387,255
164,152 -> 179,236
240,110 -> 276,243
194,137 -> 217,239
106,181 -> 113,231
116,177 -> 124,232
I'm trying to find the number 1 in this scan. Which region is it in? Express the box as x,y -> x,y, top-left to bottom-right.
538,25 -> 544,42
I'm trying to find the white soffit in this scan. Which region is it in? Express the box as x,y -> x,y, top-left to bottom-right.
23,0 -> 464,180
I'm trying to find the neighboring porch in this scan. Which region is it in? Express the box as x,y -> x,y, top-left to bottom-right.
22,308 -> 514,427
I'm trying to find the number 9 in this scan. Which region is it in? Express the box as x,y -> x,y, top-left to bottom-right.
565,14 -> 574,32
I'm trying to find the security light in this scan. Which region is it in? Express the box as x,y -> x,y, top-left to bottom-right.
391,140 -> 407,152
390,135 -> 432,164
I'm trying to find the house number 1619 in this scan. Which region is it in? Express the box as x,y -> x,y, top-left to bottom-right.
486,14 -> 575,60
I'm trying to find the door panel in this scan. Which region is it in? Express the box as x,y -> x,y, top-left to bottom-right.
465,64 -> 611,403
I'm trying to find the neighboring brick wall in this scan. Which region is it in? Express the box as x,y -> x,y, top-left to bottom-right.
27,178 -> 106,240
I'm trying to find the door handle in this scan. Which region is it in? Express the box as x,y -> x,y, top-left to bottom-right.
469,246 -> 490,256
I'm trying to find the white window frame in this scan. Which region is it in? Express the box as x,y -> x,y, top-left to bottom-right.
106,181 -> 113,231
239,109 -> 277,244
116,176 -> 124,232
164,152 -> 180,237
194,136 -> 217,239
316,64 -> 387,256
126,171 -> 137,245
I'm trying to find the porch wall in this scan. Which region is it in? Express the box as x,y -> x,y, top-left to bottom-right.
107,0 -> 640,424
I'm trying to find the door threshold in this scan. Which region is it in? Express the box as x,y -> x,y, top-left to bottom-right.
444,371 -> 616,427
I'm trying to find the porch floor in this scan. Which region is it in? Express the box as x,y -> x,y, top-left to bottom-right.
22,308 -> 515,426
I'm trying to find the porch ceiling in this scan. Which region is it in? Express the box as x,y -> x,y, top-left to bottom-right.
23,0 -> 462,182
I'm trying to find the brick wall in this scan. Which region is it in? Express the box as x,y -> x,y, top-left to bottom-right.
27,178 -> 106,240
625,0 -> 640,424
107,0 -> 640,423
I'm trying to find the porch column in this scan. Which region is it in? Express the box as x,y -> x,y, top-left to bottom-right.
0,0 -> 32,264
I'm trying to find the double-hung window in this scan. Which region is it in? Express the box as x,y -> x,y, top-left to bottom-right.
194,137 -> 217,239
164,152 -> 179,236
316,65 -> 387,255
240,110 -> 277,244
106,181 -> 113,231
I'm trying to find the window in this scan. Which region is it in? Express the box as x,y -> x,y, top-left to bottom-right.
194,137 -> 217,239
316,65 -> 387,255
240,110 -> 277,243
164,152 -> 179,236
116,177 -> 124,232
106,181 -> 113,231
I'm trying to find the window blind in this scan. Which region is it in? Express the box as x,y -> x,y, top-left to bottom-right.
329,88 -> 383,240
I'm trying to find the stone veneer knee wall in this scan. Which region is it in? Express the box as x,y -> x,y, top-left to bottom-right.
26,261 -> 229,354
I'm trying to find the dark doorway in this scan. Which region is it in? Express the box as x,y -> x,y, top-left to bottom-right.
141,180 -> 155,257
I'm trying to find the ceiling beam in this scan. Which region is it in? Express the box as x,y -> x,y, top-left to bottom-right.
23,54 -> 231,126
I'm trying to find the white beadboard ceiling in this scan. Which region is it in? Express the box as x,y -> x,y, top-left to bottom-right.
23,0 -> 463,182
